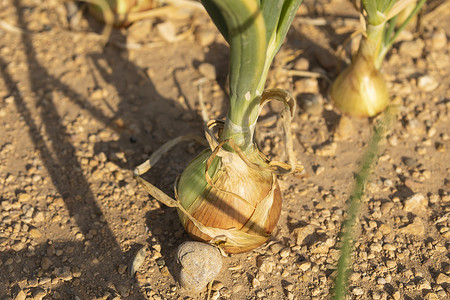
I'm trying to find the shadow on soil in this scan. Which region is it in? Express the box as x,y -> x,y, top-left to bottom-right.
0,1 -> 203,298
0,2 -> 276,298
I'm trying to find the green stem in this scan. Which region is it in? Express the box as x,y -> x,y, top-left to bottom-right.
376,0 -> 426,67
204,0 -> 302,153
333,107 -> 394,299
384,15 -> 398,49
220,118 -> 258,153
206,0 -> 265,152
365,22 -> 386,69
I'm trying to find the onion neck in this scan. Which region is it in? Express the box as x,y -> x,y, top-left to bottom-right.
220,75 -> 268,154
220,115 -> 258,155
365,23 -> 386,69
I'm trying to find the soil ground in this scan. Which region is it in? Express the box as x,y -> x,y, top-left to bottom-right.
0,0 -> 449,299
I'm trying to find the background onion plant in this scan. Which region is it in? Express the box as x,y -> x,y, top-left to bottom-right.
331,1 -> 426,298
330,0 -> 426,117
135,0 -> 303,254
86,0 -> 155,26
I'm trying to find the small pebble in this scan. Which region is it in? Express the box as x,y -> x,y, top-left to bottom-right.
381,202 -> 394,214
310,238 -> 334,254
399,39 -> 424,58
252,277 -> 260,288
12,241 -> 26,252
13,290 -> 26,300
211,291 -> 220,300
314,165 -> 325,175
256,290 -> 265,298
279,248 -> 290,258
32,288 -> 46,300
417,279 -> 431,290
315,142 -> 337,157
198,63 -> 217,80
28,278 -> 38,287
427,127 -> 437,138
383,244 -> 396,251
418,75 -> 439,92
39,277 -> 51,285
156,21 -> 177,43
436,273 -> 450,285
41,257 -> 52,271
269,243 -> 283,254
403,193 -> 428,214
118,264 -> 127,275
285,283 -> 294,292
400,217 -> 426,236
211,281 -> 224,291
387,134 -> 399,146
392,291 -> 401,300
29,228 -> 42,238
195,28 -> 215,47
297,261 -> 311,272
293,225 -> 316,246
430,29 -> 447,51
287,291 -> 295,300
294,78 -> 319,94
294,57 -> 309,70
386,260 -> 397,269
334,115 -> 355,141
129,245 -> 148,277
349,273 -> 360,281
257,256 -> 275,273
297,93 -> 323,114
33,211 -> 45,223
405,120 -> 425,136
352,287 -> 364,295
372,291 -> 382,300
17,193 -> 31,202
1,200 -> 12,211
425,292 -> 440,300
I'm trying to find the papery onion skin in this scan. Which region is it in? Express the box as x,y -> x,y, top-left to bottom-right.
176,148 -> 282,254
330,38 -> 390,117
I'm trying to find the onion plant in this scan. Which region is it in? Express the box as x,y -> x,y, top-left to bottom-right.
86,0 -> 154,26
330,0 -> 426,117
85,0 -> 204,26
135,0 -> 303,254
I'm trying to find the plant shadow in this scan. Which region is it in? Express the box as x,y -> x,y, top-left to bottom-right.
0,1 -> 205,298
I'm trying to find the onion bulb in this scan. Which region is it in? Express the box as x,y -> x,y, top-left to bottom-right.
176,145 -> 282,254
134,90 -> 301,254
330,37 -> 389,117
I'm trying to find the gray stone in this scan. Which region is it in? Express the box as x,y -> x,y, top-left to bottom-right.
177,241 -> 222,292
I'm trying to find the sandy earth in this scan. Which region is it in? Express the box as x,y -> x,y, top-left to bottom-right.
0,0 -> 449,299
